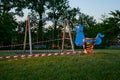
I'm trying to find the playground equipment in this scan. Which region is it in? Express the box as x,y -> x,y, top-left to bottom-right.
74,24 -> 104,54
0,16 -> 75,54
0,15 -> 104,55
23,16 -> 74,54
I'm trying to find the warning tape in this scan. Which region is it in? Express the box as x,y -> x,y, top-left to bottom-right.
0,51 -> 80,60
0,38 -> 70,48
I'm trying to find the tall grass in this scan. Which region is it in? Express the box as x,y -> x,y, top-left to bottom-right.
0,49 -> 120,80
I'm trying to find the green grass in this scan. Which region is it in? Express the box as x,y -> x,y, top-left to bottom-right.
0,49 -> 120,80
0,51 -> 16,56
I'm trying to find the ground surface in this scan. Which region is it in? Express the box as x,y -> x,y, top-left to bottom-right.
0,49 -> 120,80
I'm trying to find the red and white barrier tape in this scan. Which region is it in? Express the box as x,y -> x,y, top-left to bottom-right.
0,51 -> 80,60
0,38 -> 70,48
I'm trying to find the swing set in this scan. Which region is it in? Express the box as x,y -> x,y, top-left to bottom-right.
23,16 -> 74,54
23,15 -> 104,54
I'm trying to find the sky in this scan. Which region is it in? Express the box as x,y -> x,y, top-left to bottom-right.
69,0 -> 120,22
15,0 -> 120,22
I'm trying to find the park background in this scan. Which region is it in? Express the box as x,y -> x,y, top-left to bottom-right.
0,0 -> 120,50
0,0 -> 120,80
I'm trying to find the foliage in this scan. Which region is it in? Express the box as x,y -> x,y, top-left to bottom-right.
47,0 -> 70,19
102,10 -> 120,38
0,12 -> 17,47
26,0 -> 50,41
97,10 -> 120,47
83,10 -> 120,48
0,0 -> 26,17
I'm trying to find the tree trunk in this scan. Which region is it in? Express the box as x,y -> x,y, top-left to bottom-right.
38,13 -> 43,41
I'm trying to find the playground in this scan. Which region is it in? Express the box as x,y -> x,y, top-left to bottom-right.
0,16 -> 105,56
0,15 -> 120,80
0,0 -> 120,79
0,17 -> 120,80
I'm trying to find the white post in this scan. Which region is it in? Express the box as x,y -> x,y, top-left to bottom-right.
23,20 -> 28,53
28,16 -> 32,54
68,24 -> 74,52
61,26 -> 65,52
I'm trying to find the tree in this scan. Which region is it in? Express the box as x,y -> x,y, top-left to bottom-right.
0,0 -> 27,49
26,0 -> 50,41
47,0 -> 70,39
94,10 -> 120,48
102,10 -> 120,39
67,7 -> 80,28
0,12 -> 17,48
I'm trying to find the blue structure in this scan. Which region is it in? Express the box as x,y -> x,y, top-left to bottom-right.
95,33 -> 104,45
74,24 -> 85,46
74,24 -> 104,47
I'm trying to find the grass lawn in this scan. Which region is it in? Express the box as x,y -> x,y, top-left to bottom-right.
0,49 -> 120,80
